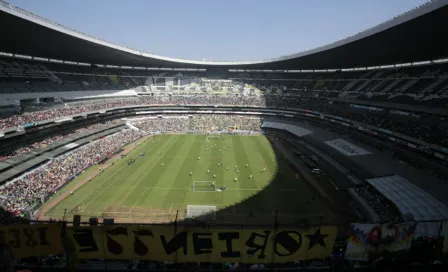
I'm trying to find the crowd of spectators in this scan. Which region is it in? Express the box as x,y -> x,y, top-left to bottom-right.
1,94 -> 447,187
0,97 -> 144,130
132,114 -> 262,133
0,120 -> 122,161
0,95 -> 297,130
1,94 -> 447,148
0,128 -> 143,214
297,99 -> 448,182
299,99 -> 448,147
0,134 -> 66,161
354,185 -> 397,222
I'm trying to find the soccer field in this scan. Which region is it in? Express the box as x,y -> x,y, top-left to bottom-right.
44,134 -> 330,224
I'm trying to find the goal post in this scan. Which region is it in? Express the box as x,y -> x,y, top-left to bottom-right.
206,131 -> 222,141
192,181 -> 216,192
186,205 -> 216,221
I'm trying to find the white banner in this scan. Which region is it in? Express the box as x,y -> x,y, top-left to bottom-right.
345,223 -> 416,261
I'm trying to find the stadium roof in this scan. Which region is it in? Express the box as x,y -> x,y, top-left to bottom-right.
1,0 -> 448,69
365,175 -> 448,221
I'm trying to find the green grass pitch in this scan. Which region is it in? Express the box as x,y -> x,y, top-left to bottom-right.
45,134 -> 329,223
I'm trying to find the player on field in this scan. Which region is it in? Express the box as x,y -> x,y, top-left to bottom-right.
249,175 -> 253,179
189,172 -> 193,176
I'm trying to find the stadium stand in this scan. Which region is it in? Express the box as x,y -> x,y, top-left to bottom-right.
0,128 -> 142,214
1,0 -> 448,270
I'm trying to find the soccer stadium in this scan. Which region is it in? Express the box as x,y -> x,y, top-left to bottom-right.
1,0 -> 448,270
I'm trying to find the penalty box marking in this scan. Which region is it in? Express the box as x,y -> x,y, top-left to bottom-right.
169,203 -> 222,213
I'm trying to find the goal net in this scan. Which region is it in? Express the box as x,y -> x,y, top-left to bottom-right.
192,181 -> 216,192
186,205 -> 216,221
206,131 -> 221,141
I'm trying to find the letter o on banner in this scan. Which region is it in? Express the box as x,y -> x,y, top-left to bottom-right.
274,231 -> 302,257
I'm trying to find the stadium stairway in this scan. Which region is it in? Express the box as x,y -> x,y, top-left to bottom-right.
126,122 -> 147,133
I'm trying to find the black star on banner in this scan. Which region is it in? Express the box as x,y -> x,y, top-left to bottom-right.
306,229 -> 329,250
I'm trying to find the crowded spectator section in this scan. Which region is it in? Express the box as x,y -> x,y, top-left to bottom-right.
130,114 -> 262,133
1,94 -> 447,151
0,119 -> 123,162
0,128 -> 142,215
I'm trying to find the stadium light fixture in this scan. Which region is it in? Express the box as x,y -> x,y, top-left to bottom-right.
411,61 -> 431,66
14,54 -> 32,59
433,58 -> 448,64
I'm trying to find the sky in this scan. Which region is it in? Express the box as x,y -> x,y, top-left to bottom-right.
8,0 -> 428,62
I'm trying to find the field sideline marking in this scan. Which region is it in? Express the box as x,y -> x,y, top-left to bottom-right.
81,177 -> 121,212
129,188 -> 149,213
